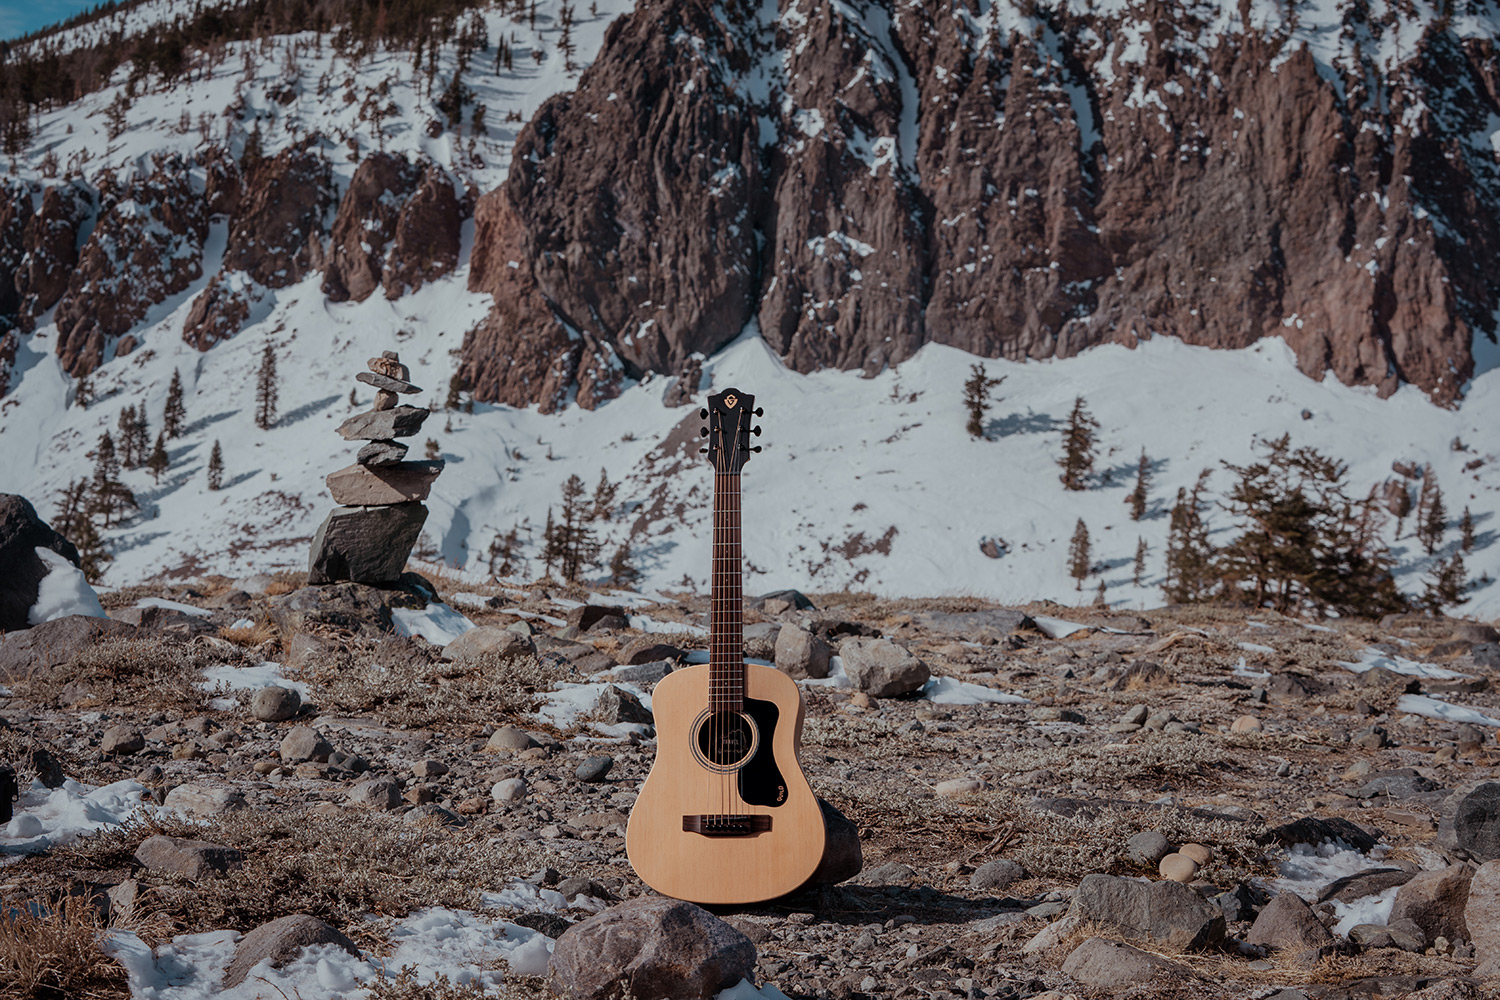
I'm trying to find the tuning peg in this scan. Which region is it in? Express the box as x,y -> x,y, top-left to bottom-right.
699,408 -> 709,419
754,407 -> 764,416
751,446 -> 762,453
699,447 -> 708,455
751,425 -> 762,437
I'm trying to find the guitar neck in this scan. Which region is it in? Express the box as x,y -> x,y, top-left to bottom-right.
710,470 -> 743,713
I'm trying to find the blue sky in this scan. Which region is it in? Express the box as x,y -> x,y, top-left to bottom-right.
0,0 -> 106,42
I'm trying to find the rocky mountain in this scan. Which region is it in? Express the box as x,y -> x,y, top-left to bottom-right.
462,0 -> 1500,411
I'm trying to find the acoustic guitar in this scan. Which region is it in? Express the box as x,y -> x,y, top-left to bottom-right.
626,387 -> 826,904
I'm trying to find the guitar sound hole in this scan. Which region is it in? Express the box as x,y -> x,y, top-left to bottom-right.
697,712 -> 755,768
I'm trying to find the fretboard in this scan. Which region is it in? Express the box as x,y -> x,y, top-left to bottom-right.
710,471 -> 743,713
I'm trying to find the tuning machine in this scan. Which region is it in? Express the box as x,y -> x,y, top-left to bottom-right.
699,408 -> 709,419
751,425 -> 762,437
751,446 -> 762,453
754,407 -> 764,416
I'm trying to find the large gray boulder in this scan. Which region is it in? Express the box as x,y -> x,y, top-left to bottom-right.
134,834 -> 244,878
307,503 -> 428,584
1439,783 -> 1500,862
0,494 -> 87,632
1245,893 -> 1335,953
839,637 -> 929,697
1465,860 -> 1500,976
442,625 -> 536,663
1055,874 -> 1226,953
223,914 -> 360,988
548,898 -> 755,1000
775,623 -> 830,680
0,614 -> 137,681
1390,865 -> 1473,942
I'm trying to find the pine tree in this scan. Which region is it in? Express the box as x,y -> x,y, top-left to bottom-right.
207,440 -> 224,490
1093,578 -> 1108,607
349,388 -> 359,409
117,406 -> 139,468
542,508 -> 558,578
610,541 -> 642,587
554,473 -> 602,581
445,371 -> 465,410
962,363 -> 1002,439
105,91 -> 130,139
488,525 -> 521,579
163,369 -> 186,438
88,432 -> 135,527
255,339 -> 278,430
425,438 -> 440,460
592,468 -> 619,521
1058,396 -> 1099,491
1389,480 -> 1413,538
1421,554 -> 1469,614
1126,449 -> 1150,520
1460,507 -> 1475,553
1418,478 -> 1446,556
1163,469 -> 1216,603
1133,537 -> 1147,586
1067,518 -> 1091,591
71,514 -> 112,583
147,432 -> 169,483
74,373 -> 92,409
53,479 -> 90,541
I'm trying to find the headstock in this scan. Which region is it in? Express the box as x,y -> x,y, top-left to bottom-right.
700,387 -> 763,475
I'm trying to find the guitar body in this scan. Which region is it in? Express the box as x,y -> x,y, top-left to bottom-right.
627,661 -> 826,905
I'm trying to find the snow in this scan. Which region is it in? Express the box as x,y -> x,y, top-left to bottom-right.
534,681 -> 652,728
1397,694 -> 1500,727
1337,648 -> 1473,682
2,779 -> 150,856
626,613 -> 708,636
1269,840 -> 1390,900
390,603 -> 476,647
1329,885 -> 1401,937
1032,616 -> 1092,639
922,676 -> 1030,705
27,547 -> 106,624
136,597 -> 213,618
199,660 -> 311,702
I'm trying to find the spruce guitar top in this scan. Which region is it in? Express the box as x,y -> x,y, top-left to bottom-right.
625,388 -> 826,904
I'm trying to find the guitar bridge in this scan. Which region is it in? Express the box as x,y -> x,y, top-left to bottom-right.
682,814 -> 772,837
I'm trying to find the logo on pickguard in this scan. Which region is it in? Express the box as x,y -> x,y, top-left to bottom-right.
724,394 -> 739,409
776,784 -> 786,803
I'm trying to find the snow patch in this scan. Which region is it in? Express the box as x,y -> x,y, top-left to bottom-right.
391,603 -> 476,647
27,547 -> 105,624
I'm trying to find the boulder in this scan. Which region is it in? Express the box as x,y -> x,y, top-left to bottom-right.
839,638 -> 929,697
749,589 -> 815,611
163,784 -> 246,818
911,609 -> 1034,641
134,834 -> 244,878
347,776 -> 404,811
1439,783 -> 1500,862
325,460 -> 444,506
101,726 -> 145,755
1245,893 -> 1335,953
774,624 -> 831,680
0,494 -> 88,632
807,798 -> 863,885
1465,860 -> 1500,975
593,686 -> 653,725
548,898 -> 756,1000
280,726 -> 334,763
1316,868 -> 1416,904
223,914 -> 359,988
1059,874 -> 1226,953
1389,865 -> 1472,941
0,615 -> 137,681
442,626 -> 536,662
565,604 -> 629,631
335,405 -> 430,441
1061,937 -> 1187,989
741,622 -> 780,660
251,685 -> 301,722
617,637 -> 685,665
307,503 -> 429,585
1126,830 -> 1172,867
486,726 -> 540,751
356,440 -> 409,466
1261,816 -> 1380,853
970,858 -> 1028,892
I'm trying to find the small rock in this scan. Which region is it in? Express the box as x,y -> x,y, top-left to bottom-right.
935,778 -> 988,797
839,637 -> 930,698
1246,893 -> 1335,953
412,759 -> 449,779
1061,937 -> 1187,989
279,725 -> 334,763
1230,715 -> 1263,734
593,686 -> 653,725
1465,860 -> 1500,975
101,726 -> 145,755
492,777 -> 528,802
1178,843 -> 1213,865
1390,864 -> 1473,942
163,783 -> 247,818
486,726 -> 540,752
1127,830 -> 1172,867
251,685 -> 301,722
774,624 -> 831,680
223,914 -> 359,988
1159,854 -> 1199,882
348,777 -> 403,811
618,637 -> 685,666
443,626 -> 536,663
1051,874 -> 1226,953
576,756 -> 614,782
403,803 -> 465,826
970,858 -> 1028,892
134,834 -> 244,878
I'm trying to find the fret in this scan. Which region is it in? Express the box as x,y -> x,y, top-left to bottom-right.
710,470 -> 744,713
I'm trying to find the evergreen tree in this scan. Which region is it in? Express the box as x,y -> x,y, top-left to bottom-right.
349,388 -> 359,409
445,371 -> 465,410
1390,480 -> 1413,539
1460,507 -> 1475,553
425,438 -> 440,460
1421,554 -> 1469,614
53,479 -> 90,541
255,339 -> 278,430
71,514 -> 112,583
542,508 -> 557,578
591,468 -> 619,521
610,541 -> 642,587
117,405 -> 139,468
105,91 -> 130,139
88,432 -> 135,527
553,473 -> 602,581
207,439 -> 224,490
1133,536 -> 1147,587
1126,449 -> 1150,520
74,373 -> 92,409
1067,518 -> 1091,591
1093,578 -> 1107,607
1163,469 -> 1216,603
1418,477 -> 1446,555
1058,396 -> 1099,491
488,525 -> 521,579
163,369 -> 186,437
147,432 -> 169,483
962,363 -> 1002,439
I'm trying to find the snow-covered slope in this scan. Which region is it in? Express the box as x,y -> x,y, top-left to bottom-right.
1,0 -> 1497,618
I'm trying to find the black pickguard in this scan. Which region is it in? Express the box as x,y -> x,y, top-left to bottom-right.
738,696 -> 787,807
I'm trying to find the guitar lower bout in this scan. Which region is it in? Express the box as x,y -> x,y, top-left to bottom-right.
626,662 -> 826,905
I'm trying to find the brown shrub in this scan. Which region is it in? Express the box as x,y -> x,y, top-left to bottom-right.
0,894 -> 128,999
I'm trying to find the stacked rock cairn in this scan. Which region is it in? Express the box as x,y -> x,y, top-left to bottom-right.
307,351 -> 444,584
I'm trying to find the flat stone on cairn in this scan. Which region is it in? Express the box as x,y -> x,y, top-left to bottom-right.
308,350 -> 445,585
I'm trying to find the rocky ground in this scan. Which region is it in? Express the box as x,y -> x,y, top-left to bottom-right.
3,570 -> 1500,999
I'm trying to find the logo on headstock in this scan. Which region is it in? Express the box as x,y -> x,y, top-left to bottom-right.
723,394 -> 739,409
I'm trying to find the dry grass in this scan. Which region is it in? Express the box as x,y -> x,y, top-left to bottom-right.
304,643 -> 571,732
0,895 -> 128,1000
13,637 -> 252,712
366,968 -> 551,999
217,619 -> 279,647
263,570 -> 306,597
